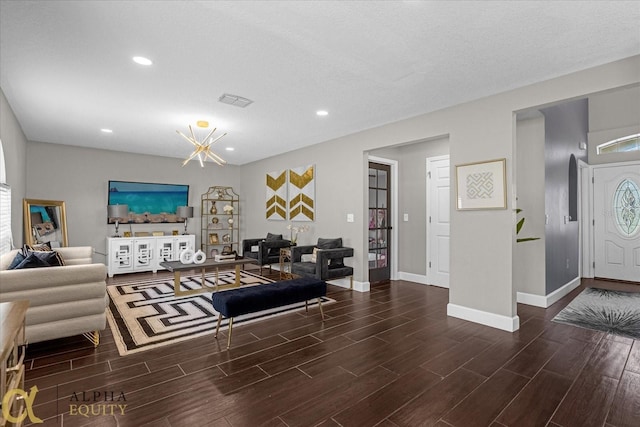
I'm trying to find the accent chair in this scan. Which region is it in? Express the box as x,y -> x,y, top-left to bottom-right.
291,237 -> 354,288
242,233 -> 292,273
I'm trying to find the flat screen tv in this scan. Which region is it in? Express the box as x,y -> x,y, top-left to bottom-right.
107,180 -> 189,224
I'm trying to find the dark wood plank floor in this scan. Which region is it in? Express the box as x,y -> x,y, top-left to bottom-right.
23,272 -> 640,427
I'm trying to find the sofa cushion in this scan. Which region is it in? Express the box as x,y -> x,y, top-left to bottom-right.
14,251 -> 65,269
266,233 -> 283,241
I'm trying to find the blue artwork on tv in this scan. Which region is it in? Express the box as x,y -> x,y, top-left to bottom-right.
108,181 -> 189,224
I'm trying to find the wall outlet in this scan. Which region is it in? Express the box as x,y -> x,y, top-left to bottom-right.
403,213 -> 409,222
346,213 -> 354,223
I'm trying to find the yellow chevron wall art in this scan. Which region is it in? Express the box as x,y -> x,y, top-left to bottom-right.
288,164 -> 315,221
266,170 -> 287,220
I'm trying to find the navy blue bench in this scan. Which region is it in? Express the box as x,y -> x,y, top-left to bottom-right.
211,277 -> 327,349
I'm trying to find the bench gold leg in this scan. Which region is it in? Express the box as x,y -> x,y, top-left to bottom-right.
318,298 -> 324,320
227,318 -> 234,350
214,314 -> 222,338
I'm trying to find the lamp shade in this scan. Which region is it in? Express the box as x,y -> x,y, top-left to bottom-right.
176,206 -> 194,219
107,204 -> 129,219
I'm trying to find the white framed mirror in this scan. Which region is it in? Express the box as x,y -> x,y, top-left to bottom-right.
23,199 -> 68,247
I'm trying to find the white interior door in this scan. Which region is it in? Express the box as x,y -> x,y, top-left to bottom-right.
594,163 -> 640,282
427,155 -> 450,288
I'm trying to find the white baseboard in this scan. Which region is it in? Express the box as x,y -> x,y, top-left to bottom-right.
517,276 -> 581,308
327,277 -> 370,293
397,272 -> 428,285
447,303 -> 520,332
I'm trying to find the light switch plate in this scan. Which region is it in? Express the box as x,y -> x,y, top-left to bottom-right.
403,213 -> 409,222
346,213 -> 354,223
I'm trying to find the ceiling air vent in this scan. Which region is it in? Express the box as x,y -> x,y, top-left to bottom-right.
218,93 -> 254,108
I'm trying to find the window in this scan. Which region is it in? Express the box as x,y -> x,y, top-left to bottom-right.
0,183 -> 11,255
597,133 -> 640,155
613,179 -> 640,237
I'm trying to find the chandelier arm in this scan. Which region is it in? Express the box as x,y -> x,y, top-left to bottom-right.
176,130 -> 199,147
206,132 -> 227,147
206,150 -> 227,165
181,149 -> 202,166
201,128 -> 218,146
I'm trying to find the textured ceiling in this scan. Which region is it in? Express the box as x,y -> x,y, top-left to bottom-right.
1,1 -> 639,165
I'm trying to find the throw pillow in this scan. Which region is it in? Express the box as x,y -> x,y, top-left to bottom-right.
310,247 -> 318,263
13,251 -> 64,269
317,238 -> 342,249
317,238 -> 344,268
266,233 -> 283,241
8,252 -> 26,270
23,242 -> 52,254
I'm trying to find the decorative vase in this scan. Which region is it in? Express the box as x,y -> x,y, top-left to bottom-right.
193,250 -> 206,264
209,202 -> 217,214
212,217 -> 219,224
228,218 -> 234,227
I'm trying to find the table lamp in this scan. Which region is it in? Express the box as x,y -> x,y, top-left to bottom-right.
107,204 -> 129,237
176,206 -> 194,234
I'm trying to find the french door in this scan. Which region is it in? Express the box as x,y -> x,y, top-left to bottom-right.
368,162 -> 391,283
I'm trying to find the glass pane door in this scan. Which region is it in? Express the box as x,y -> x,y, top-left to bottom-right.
368,162 -> 391,283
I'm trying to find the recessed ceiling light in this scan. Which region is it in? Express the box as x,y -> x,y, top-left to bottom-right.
132,56 -> 153,66
225,147 -> 235,151
101,128 -> 113,133
316,110 -> 328,116
196,120 -> 209,128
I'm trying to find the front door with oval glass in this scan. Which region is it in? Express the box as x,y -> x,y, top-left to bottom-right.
594,164 -> 640,282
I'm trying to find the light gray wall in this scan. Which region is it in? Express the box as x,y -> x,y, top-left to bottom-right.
514,114 -> 546,296
542,99 -> 588,294
588,85 -> 640,164
25,141 -> 241,262
0,88 -> 28,247
371,137 -> 450,276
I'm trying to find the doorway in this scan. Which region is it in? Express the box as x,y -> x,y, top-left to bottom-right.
368,162 -> 391,283
593,163 -> 640,282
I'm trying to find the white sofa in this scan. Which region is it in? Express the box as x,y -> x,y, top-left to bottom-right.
0,246 -> 108,345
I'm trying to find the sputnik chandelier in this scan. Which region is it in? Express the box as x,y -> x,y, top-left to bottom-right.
176,121 -> 227,167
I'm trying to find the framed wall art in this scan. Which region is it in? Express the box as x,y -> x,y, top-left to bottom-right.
455,158 -> 506,210
266,170 -> 287,220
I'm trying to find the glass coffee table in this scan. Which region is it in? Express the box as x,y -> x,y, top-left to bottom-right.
159,257 -> 258,297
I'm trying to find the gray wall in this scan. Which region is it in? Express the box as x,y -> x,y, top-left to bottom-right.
25,141 -> 241,261
514,114 -> 546,296
542,99 -> 588,294
0,88 -> 28,247
588,85 -> 640,164
371,137 -> 450,276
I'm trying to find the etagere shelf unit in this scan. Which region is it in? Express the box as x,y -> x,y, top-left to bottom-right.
201,186 -> 239,257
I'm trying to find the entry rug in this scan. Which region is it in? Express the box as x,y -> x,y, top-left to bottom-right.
552,287 -> 640,339
106,270 -> 335,356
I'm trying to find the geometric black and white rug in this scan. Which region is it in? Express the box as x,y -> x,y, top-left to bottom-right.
552,287 -> 640,340
106,270 -> 335,356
